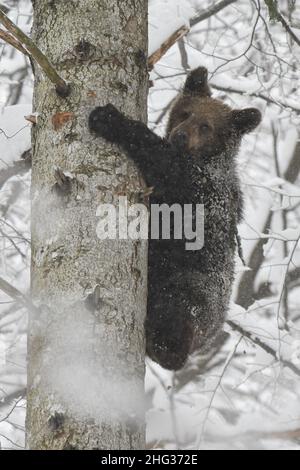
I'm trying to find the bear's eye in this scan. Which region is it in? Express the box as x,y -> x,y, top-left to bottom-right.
180,112 -> 190,121
200,123 -> 211,133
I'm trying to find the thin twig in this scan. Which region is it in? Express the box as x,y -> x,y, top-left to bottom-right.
227,320 -> 300,378
0,7 -> 70,97
212,83 -> 300,115
0,396 -> 24,422
196,336 -> 243,448
190,0 -> 238,28
264,0 -> 300,46
178,38 -> 190,71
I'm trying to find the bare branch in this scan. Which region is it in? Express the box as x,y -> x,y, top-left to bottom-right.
0,276 -> 26,303
0,151 -> 31,191
227,320 -> 300,378
190,0 -> 238,28
0,396 -> 24,422
196,337 -> 243,447
0,273 -> 37,314
284,141 -> 300,183
178,38 -> 190,71
264,0 -> 300,46
148,26 -> 189,70
236,138 -> 300,308
212,83 -> 300,114
148,0 -> 239,69
0,28 -> 29,55
0,7 -> 70,97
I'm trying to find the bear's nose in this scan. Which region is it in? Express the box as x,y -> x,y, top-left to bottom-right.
171,131 -> 188,150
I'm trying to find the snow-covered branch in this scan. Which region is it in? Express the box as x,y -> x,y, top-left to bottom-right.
148,0 -> 239,69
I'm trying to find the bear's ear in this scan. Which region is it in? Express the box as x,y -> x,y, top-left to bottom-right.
231,108 -> 262,135
183,67 -> 211,97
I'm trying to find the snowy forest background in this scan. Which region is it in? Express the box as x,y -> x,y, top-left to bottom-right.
0,0 -> 300,450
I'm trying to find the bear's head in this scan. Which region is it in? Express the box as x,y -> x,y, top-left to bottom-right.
167,67 -> 261,159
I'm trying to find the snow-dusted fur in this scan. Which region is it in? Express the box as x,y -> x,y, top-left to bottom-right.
89,67 -> 261,370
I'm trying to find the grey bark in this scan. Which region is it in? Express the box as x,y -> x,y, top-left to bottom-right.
26,0 -> 148,450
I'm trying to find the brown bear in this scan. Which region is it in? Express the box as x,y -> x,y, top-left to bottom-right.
89,67 -> 261,370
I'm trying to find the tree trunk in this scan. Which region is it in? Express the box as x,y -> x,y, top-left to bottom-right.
26,0 -> 148,450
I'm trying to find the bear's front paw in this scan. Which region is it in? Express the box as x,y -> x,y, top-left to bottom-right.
88,104 -> 121,139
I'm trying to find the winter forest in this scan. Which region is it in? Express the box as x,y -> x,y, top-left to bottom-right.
0,0 -> 300,452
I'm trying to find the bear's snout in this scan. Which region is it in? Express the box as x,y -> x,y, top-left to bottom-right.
169,130 -> 189,151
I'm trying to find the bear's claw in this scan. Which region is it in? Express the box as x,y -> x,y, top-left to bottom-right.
89,104 -> 121,137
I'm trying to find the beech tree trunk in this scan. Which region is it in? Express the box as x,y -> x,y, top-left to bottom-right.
26,0 -> 148,450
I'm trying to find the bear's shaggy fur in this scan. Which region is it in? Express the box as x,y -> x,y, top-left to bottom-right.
89,67 -> 261,370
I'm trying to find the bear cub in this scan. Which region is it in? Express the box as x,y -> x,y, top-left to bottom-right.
89,67 -> 261,370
